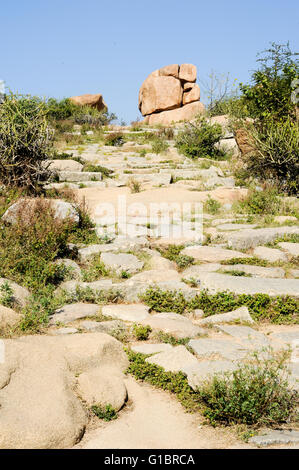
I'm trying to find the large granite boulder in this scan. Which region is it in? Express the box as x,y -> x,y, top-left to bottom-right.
69,93 -> 107,112
139,63 -> 205,125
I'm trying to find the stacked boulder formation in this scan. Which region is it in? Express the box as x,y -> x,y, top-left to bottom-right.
139,64 -> 205,125
69,93 -> 107,112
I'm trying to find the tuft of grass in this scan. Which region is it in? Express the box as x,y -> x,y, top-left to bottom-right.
204,196 -> 221,215
157,245 -> 194,270
0,282 -> 15,308
91,404 -> 118,421
132,323 -> 152,340
128,178 -> 141,193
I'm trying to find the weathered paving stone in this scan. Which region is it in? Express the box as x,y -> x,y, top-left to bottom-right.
100,252 -> 144,275
270,331 -> 299,343
101,304 -> 150,322
216,223 -> 257,231
182,264 -> 222,280
78,244 -> 116,262
181,246 -> 251,263
274,216 -> 298,224
199,306 -> 254,325
50,303 -> 100,324
53,327 -> 79,335
196,273 -> 299,297
183,360 -> 238,390
249,430 -> 299,447
47,159 -> 83,172
220,264 -> 285,278
129,269 -> 181,282
217,325 -> 270,348
79,319 -> 126,334
145,345 -> 198,373
57,279 -> 114,295
188,338 -> 249,360
141,312 -> 205,339
277,242 -> 299,257
130,343 -> 173,355
58,171 -> 102,182
224,226 -> 299,250
119,279 -> 199,303
290,269 -> 299,278
253,246 -> 288,263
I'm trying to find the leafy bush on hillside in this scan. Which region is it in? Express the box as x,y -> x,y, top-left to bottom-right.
175,117 -> 224,159
0,92 -> 53,191
245,119 -> 299,195
198,348 -> 297,426
240,42 -> 299,122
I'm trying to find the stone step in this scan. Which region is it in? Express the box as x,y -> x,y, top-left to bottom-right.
58,171 -> 102,182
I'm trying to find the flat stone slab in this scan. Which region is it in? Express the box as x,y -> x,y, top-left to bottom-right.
249,430 -> 299,447
278,242 -> 299,257
188,338 -> 249,360
197,273 -> 299,297
78,244 -> 115,262
50,303 -> 100,324
101,304 -> 150,322
217,325 -> 270,348
181,246 -> 251,263
184,360 -> 238,390
182,264 -> 222,280
79,320 -> 126,334
216,223 -> 257,231
129,269 -> 181,282
130,343 -> 173,355
53,327 -> 79,335
141,313 -> 205,339
225,226 -> 299,250
101,252 -> 144,275
199,306 -> 254,325
270,331 -> 299,343
253,246 -> 287,263
145,345 -> 198,373
59,171 -> 102,182
220,264 -> 285,278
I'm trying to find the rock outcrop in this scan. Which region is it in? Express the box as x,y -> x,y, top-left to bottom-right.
69,93 -> 107,112
139,63 -> 205,125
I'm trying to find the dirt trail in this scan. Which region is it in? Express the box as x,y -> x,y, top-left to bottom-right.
76,377 -> 252,449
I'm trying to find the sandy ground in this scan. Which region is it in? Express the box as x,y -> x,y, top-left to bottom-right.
75,378 -> 253,449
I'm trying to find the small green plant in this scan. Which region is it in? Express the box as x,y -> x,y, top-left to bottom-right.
82,256 -> 110,282
151,137 -> 169,154
204,196 -> 221,215
157,245 -> 194,270
120,270 -> 131,279
0,282 -> 14,308
105,132 -> 124,146
221,257 -> 269,267
128,178 -> 141,193
175,117 -> 224,159
154,331 -> 190,346
132,323 -> 152,340
83,164 -> 113,178
198,348 -> 297,426
235,186 -> 280,215
91,404 -> 118,421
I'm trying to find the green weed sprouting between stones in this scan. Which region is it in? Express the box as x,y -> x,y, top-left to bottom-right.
132,323 -> 152,341
91,404 -> 118,421
141,287 -> 299,324
157,245 -> 194,270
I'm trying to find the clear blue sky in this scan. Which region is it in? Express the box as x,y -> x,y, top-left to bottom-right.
1,0 -> 298,123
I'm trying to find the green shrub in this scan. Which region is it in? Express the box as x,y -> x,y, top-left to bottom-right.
151,137 -> 169,154
46,98 -> 79,120
198,348 -> 297,426
91,404 -> 117,421
154,331 -> 190,346
0,92 -> 53,192
175,117 -> 223,159
204,196 -> 221,214
221,257 -> 269,267
83,164 -> 113,178
0,282 -> 14,308
240,42 -> 299,122
236,186 -> 280,215
141,287 -> 188,314
132,323 -> 152,340
245,119 -> 299,195
82,256 -> 110,282
105,132 -> 124,146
